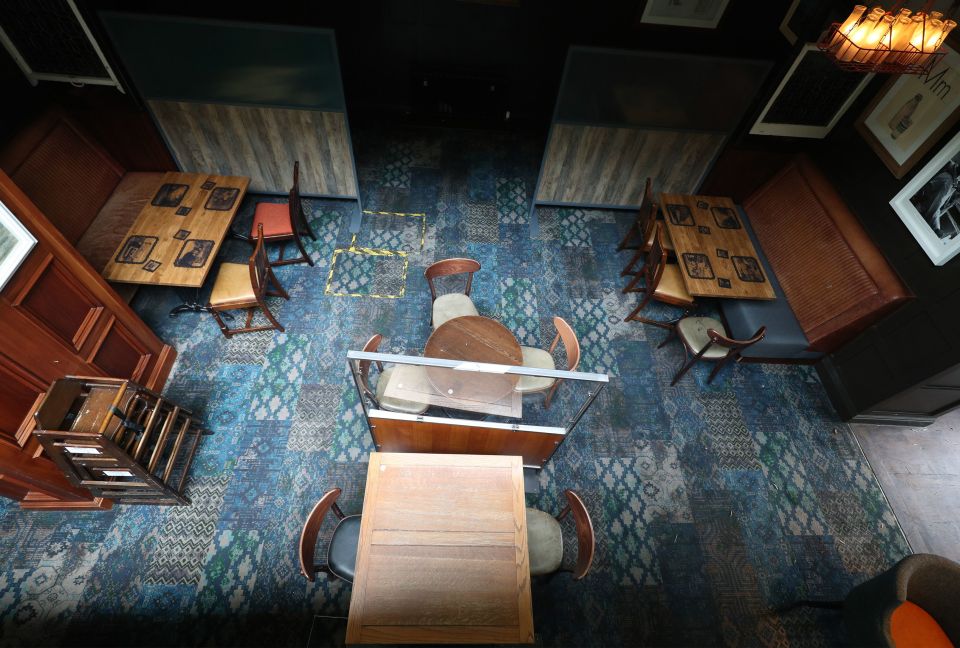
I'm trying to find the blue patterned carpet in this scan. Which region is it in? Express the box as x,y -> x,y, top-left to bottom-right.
0,127 -> 909,647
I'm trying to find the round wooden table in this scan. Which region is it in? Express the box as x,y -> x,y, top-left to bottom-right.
424,315 -> 522,405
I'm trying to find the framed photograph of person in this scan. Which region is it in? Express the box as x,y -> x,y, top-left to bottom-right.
0,199 -> 37,290
857,43 -> 960,179
639,0 -> 730,28
890,130 -> 960,265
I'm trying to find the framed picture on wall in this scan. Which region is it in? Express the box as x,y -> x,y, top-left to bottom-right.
0,200 -> 37,290
639,0 -> 730,28
890,130 -> 960,265
856,44 -> 960,179
750,44 -> 873,138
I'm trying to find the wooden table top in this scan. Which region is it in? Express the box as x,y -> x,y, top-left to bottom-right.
659,193 -> 776,300
102,172 -> 250,287
346,452 -> 534,645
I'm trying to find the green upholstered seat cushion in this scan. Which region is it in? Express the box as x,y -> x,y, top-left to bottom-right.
376,366 -> 429,414
526,507 -> 563,575
432,293 -> 478,328
677,317 -> 731,360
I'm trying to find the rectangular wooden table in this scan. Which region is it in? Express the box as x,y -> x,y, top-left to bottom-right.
346,452 -> 534,645
103,172 -> 250,288
659,193 -> 776,300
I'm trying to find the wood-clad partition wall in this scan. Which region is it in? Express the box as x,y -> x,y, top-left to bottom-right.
149,101 -> 357,196
0,171 -> 176,509
369,413 -> 565,468
532,48 -> 771,212
536,124 -> 726,203
99,14 -> 360,199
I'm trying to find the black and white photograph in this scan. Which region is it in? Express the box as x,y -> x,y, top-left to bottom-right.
891,130 -> 960,265
0,199 -> 37,290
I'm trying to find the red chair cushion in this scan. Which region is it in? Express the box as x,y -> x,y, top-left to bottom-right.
251,202 -> 294,238
890,600 -> 953,648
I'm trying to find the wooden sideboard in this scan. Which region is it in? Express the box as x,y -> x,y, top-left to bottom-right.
0,170 -> 176,509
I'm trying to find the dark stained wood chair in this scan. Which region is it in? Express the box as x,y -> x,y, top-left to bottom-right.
424,257 -> 481,327
659,316 -> 766,386
515,316 -> 580,409
624,223 -> 695,328
356,334 -> 429,415
208,224 -> 289,338
618,177 -> 674,279
298,487 -> 361,583
526,490 -> 595,580
248,160 -> 317,266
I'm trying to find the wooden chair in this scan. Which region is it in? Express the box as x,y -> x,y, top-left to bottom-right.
298,488 -> 361,583
618,177 -> 674,279
424,258 -> 481,327
248,160 -> 316,266
624,223 -> 695,328
526,490 -> 595,580
515,316 -> 580,409
659,316 -> 765,386
356,334 -> 429,415
208,224 -> 289,338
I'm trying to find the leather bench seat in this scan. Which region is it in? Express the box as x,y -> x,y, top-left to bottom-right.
720,207 -> 822,360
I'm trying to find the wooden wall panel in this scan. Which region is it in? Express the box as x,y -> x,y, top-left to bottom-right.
149,100 -> 358,197
89,318 -> 151,383
369,414 -> 564,468
536,124 -> 725,206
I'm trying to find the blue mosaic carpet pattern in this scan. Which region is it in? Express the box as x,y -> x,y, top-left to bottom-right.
0,128 -> 909,647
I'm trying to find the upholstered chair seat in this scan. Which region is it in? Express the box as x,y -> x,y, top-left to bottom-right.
525,507 -> 563,576
327,515 -> 362,583
516,347 -> 556,393
676,317 -> 731,360
432,293 -> 478,328
654,265 -> 694,303
375,366 -> 429,415
250,202 -> 295,238
209,263 -> 257,308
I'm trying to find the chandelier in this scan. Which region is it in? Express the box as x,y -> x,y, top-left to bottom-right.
818,4 -> 956,74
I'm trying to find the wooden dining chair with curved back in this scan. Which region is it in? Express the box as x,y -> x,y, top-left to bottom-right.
515,316 -> 580,409
298,487 -> 361,584
424,258 -> 481,327
526,489 -> 595,581
618,177 -> 674,279
355,334 -> 429,415
659,316 -> 766,386
208,224 -> 290,338
624,223 -> 695,328
247,160 -> 316,266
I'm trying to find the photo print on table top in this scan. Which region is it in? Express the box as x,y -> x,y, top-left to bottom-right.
142,260 -> 161,272
174,239 -> 214,268
115,235 -> 158,264
205,187 -> 240,211
151,183 -> 189,207
682,252 -> 715,279
732,256 -> 765,282
666,203 -> 695,226
712,206 -> 741,229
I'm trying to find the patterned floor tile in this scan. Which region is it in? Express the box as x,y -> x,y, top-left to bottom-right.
465,202 -> 499,243
496,177 -> 528,224
325,248 -> 408,298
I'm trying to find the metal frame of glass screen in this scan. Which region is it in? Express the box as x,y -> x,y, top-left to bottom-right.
346,350 -> 608,467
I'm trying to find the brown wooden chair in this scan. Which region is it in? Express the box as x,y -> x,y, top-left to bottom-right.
298,488 -> 361,583
356,334 -> 429,415
624,223 -> 695,328
248,160 -> 316,266
618,177 -> 674,279
515,316 -> 580,409
659,316 -> 766,386
526,490 -> 595,580
208,224 -> 289,338
424,258 -> 481,327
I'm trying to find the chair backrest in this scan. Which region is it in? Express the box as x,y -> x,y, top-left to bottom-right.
289,160 -> 308,234
643,223 -> 669,293
424,258 -> 481,302
357,334 -> 385,405
563,490 -> 595,580
638,177 -> 659,242
549,316 -> 581,372
706,325 -> 767,356
298,487 -> 343,581
248,224 -> 271,300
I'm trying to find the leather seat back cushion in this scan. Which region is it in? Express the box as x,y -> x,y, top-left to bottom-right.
433,293 -> 479,327
655,264 -> 694,303
890,600 -> 954,648
526,507 -> 563,576
327,515 -> 362,582
516,346 -> 556,393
